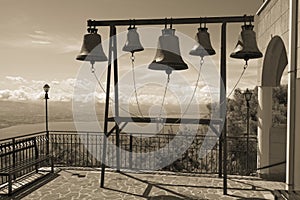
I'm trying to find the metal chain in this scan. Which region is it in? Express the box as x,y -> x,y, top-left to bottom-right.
159,73 -> 170,118
90,63 -> 140,118
181,57 -> 204,118
131,53 -> 144,118
226,62 -> 248,99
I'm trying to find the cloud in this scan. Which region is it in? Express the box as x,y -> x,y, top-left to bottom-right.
0,88 -> 41,101
0,75 -> 219,107
28,31 -> 52,45
0,76 -> 72,101
6,76 -> 28,83
31,40 -> 51,45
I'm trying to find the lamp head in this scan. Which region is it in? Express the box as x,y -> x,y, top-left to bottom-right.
244,88 -> 252,101
43,84 -> 50,93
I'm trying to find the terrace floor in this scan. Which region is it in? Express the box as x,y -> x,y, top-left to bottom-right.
1,168 -> 286,200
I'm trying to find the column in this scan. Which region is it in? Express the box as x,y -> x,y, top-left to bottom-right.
257,86 -> 272,177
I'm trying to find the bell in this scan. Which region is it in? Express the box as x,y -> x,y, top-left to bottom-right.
189,27 -> 216,57
230,24 -> 263,61
148,28 -> 188,72
122,27 -> 144,53
76,31 -> 108,62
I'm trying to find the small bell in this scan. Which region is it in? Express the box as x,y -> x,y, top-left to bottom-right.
148,28 -> 188,73
230,24 -> 263,61
189,27 -> 216,57
122,27 -> 144,53
76,28 -> 108,62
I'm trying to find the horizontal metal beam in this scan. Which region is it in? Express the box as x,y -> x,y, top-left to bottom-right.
87,15 -> 254,27
107,117 -> 222,125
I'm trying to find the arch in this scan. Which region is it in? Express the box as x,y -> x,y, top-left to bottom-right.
261,36 -> 288,87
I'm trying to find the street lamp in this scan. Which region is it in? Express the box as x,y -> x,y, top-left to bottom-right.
244,88 -> 252,175
43,84 -> 50,155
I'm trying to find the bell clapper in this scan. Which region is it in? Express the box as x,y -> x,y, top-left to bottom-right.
90,61 -> 95,73
200,56 -> 204,66
130,52 -> 135,62
244,59 -> 248,69
165,67 -> 172,78
157,68 -> 171,131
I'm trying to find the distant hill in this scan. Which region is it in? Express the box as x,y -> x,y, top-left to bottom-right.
0,100 -> 210,131
0,100 -> 73,129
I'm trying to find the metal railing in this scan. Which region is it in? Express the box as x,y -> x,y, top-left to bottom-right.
0,130 -> 257,186
0,131 -> 48,186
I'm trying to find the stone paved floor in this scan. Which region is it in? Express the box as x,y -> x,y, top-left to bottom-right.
2,168 -> 286,200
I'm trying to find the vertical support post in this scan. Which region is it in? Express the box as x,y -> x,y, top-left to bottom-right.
129,134 -> 133,169
112,25 -> 121,172
287,0 -> 298,192
100,25 -> 114,188
220,22 -> 227,195
218,126 -> 222,177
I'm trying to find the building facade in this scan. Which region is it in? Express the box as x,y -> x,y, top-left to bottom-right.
256,0 -> 300,191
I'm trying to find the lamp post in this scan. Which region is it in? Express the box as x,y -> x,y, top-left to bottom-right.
244,88 -> 252,175
43,84 -> 50,155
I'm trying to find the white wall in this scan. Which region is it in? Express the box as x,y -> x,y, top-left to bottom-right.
256,0 -> 289,180
257,0 -> 300,190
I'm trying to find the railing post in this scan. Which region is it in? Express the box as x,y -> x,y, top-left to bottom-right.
129,134 -> 133,169
34,137 -> 39,173
8,174 -> 12,195
12,138 -> 16,180
86,133 -> 89,167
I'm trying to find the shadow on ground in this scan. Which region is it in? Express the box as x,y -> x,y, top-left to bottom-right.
0,172 -> 59,200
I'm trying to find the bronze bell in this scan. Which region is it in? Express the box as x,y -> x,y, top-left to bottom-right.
76,29 -> 108,62
148,28 -> 188,73
122,27 -> 144,53
189,27 -> 216,57
230,24 -> 263,61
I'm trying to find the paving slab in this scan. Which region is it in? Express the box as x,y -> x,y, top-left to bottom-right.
2,169 -> 285,200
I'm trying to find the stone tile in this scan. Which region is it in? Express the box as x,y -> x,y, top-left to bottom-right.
17,169 -> 286,200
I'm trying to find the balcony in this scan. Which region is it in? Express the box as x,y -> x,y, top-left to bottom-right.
0,131 -> 285,199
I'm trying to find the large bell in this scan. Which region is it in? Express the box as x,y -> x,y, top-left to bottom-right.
76,30 -> 108,62
148,28 -> 188,73
122,27 -> 144,53
230,24 -> 263,61
189,27 -> 216,57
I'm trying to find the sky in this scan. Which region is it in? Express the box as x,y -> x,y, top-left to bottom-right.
0,0 -> 266,103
